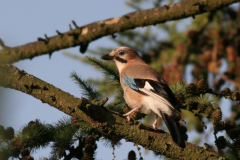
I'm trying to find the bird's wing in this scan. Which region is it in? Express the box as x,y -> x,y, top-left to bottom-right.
122,76 -> 180,112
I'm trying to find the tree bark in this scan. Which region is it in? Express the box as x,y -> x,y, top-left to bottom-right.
0,64 -> 228,160
0,0 -> 239,64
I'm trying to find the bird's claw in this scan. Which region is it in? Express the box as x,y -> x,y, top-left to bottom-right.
123,113 -> 131,121
152,118 -> 158,129
152,123 -> 157,129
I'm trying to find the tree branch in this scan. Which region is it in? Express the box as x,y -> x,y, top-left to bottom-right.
0,64 -> 228,160
0,0 -> 239,64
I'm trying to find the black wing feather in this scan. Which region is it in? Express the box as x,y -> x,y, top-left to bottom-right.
134,78 -> 180,112
134,79 -> 146,88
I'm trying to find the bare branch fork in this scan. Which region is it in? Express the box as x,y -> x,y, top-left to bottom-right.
0,0 -> 239,64
0,64 -> 227,160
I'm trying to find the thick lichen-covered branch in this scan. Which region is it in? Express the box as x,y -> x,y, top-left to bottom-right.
0,0 -> 239,64
0,64 -> 228,159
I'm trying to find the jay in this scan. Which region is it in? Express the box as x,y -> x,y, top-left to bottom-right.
101,46 -> 185,148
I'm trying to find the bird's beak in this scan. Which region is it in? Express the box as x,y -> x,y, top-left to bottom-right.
101,54 -> 114,60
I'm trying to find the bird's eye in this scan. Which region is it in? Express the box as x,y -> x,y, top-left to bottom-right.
119,51 -> 125,56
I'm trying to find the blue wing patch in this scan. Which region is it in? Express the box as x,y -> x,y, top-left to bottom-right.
122,76 -> 139,90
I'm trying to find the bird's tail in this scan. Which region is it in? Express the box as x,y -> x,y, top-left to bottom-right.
160,111 -> 185,148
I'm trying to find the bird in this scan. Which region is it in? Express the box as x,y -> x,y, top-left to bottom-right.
101,46 -> 185,148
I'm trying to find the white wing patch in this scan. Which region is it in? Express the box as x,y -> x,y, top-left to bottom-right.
144,81 -> 153,90
139,81 -> 175,110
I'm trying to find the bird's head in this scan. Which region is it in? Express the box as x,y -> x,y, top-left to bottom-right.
101,46 -> 140,71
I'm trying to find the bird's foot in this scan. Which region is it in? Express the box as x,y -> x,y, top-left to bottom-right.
152,118 -> 158,129
123,113 -> 131,122
123,107 -> 141,122
152,123 -> 157,129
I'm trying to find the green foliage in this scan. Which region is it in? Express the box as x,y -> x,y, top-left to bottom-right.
87,78 -> 116,97
0,125 -> 4,136
225,140 -> 240,160
0,125 -> 15,141
74,121 -> 101,142
86,56 -> 122,97
50,117 -> 100,159
52,117 -> 78,149
52,123 -> 78,156
85,56 -> 119,84
76,121 -> 94,133
71,71 -> 102,101
4,127 -> 14,140
191,94 -> 219,107
170,80 -> 187,95
0,117 -> 99,159
0,147 -> 11,160
17,119 -> 54,150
